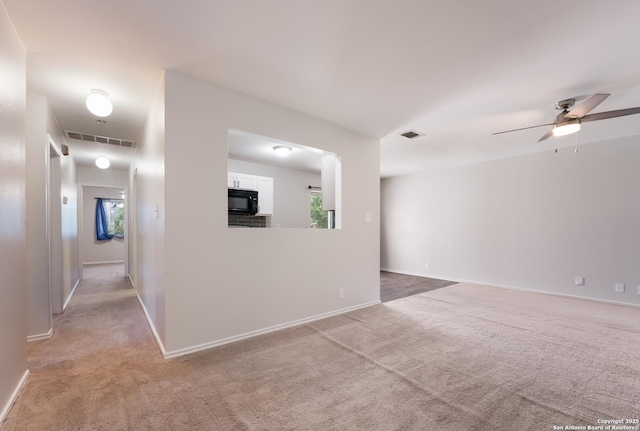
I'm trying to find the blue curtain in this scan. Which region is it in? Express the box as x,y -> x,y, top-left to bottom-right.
96,198 -> 114,241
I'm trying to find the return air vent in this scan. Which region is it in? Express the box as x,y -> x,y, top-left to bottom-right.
400,130 -> 424,139
65,130 -> 136,148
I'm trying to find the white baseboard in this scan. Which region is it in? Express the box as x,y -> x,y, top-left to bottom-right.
136,294 -> 167,358
163,300 -> 381,359
380,267 -> 640,309
83,260 -> 125,266
27,328 -> 52,342
127,274 -> 134,288
62,279 -> 80,312
0,370 -> 29,426
381,267 -> 435,279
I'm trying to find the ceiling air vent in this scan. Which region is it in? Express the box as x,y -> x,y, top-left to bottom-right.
400,130 -> 424,139
64,130 -> 137,148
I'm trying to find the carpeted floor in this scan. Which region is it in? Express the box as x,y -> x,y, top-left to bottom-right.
380,271 -> 457,302
4,264 -> 640,430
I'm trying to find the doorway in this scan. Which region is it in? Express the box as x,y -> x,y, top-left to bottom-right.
78,185 -> 128,281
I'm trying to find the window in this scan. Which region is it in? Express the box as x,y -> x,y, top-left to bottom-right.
108,200 -> 125,238
96,198 -> 124,240
310,192 -> 328,229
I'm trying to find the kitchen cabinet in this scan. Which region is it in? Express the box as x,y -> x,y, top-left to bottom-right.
321,155 -> 340,211
256,176 -> 273,216
228,172 -> 257,190
228,172 -> 274,216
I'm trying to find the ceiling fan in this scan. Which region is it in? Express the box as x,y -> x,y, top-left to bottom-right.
493,93 -> 640,142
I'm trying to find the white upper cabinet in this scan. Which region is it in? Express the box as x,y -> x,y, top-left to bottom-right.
227,173 -> 236,188
228,172 -> 257,190
256,176 -> 274,216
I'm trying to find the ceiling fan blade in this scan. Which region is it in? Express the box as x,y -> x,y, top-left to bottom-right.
538,129 -> 554,142
564,93 -> 610,119
580,107 -> 640,123
492,122 -> 554,135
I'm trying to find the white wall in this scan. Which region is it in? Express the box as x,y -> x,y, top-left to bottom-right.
227,159 -> 321,228
0,1 -> 28,422
25,94 -> 52,334
161,71 -> 379,355
131,72 -> 166,346
78,166 -> 129,187
381,136 -> 640,306
24,92 -> 77,328
45,94 -> 77,314
60,147 -> 79,308
82,186 -> 125,264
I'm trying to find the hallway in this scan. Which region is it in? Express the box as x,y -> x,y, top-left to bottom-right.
4,264 -> 165,430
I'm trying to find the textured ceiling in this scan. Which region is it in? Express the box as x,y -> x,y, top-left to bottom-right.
5,0 -> 640,176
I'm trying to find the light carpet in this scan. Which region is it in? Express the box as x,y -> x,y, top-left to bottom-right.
4,264 -> 640,430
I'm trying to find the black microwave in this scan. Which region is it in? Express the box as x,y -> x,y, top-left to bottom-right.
228,188 -> 258,215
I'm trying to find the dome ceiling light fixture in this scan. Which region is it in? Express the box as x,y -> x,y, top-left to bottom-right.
95,156 -> 110,169
86,89 -> 113,117
273,145 -> 292,157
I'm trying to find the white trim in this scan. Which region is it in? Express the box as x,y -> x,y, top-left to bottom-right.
380,268 -> 640,309
163,300 -> 381,359
128,274 -> 134,288
83,260 -> 125,266
136,294 -> 167,358
0,370 -> 29,425
27,328 -> 53,342
47,133 -> 62,157
62,279 -> 80,311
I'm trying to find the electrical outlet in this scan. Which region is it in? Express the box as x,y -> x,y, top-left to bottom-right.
637,286 -> 640,295
425,263 -> 430,269
338,288 -> 344,298
615,283 -> 625,294
574,276 -> 584,286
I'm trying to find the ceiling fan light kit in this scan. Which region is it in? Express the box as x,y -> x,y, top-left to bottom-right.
552,120 -> 581,137
493,93 -> 640,142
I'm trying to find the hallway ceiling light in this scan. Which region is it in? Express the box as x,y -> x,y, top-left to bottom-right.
273,145 -> 292,157
86,90 -> 113,117
95,156 -> 110,169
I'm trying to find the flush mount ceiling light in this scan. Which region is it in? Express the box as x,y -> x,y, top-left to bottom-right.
95,156 -> 110,169
86,89 -> 113,117
552,119 -> 581,137
273,145 -> 292,157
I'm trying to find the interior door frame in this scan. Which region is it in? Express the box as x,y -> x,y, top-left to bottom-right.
48,136 -> 63,315
77,183 -> 129,281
